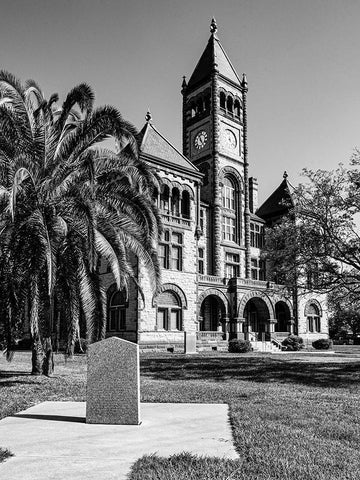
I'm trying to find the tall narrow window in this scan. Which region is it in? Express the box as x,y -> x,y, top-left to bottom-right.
156,290 -> 182,331
222,217 -> 236,241
171,232 -> 183,270
200,209 -> 205,232
171,188 -> 180,217
160,185 -> 170,212
250,223 -> 264,248
108,289 -> 127,331
251,258 -> 261,280
198,248 -> 204,274
181,191 -> 190,219
225,252 -> 240,278
227,96 -> 233,114
307,304 -> 321,333
220,91 -> 226,109
234,99 -> 241,118
222,177 -> 235,210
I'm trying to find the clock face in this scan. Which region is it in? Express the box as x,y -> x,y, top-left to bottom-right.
223,129 -> 237,149
194,130 -> 208,150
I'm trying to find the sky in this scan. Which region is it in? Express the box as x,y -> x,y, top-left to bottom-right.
1,0 -> 360,202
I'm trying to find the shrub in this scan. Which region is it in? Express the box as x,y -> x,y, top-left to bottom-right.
228,339 -> 252,353
282,335 -> 304,351
312,338 -> 333,350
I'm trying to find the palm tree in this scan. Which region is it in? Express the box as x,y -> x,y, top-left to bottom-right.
0,71 -> 161,375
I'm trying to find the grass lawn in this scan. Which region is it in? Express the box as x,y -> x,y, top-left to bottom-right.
1,350 -> 360,479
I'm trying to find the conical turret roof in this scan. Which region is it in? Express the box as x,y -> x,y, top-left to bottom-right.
187,19 -> 241,89
256,172 -> 294,221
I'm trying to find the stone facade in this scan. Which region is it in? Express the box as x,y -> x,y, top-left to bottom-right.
100,20 -> 329,351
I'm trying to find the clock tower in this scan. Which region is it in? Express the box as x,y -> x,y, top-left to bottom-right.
182,19 -> 251,278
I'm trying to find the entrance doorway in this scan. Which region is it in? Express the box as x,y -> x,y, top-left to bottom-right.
200,295 -> 225,332
244,297 -> 270,334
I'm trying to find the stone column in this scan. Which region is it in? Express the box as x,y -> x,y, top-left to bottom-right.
268,319 -> 277,334
233,317 -> 245,340
242,74 -> 251,278
211,66 -> 222,277
222,314 -> 230,341
288,317 -> 295,335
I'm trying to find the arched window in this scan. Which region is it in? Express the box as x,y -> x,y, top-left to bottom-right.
222,177 -> 235,210
156,290 -> 182,331
234,99 -> 241,118
152,187 -> 159,207
171,188 -> 180,217
204,94 -> 210,112
108,289 -> 127,332
221,173 -> 241,244
181,191 -> 190,219
226,96 -> 233,114
160,185 -> 170,212
220,91 -> 226,109
197,97 -> 203,114
190,102 -> 196,118
307,304 -> 321,333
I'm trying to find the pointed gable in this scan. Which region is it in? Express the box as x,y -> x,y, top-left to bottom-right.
256,174 -> 294,221
139,122 -> 199,173
188,31 -> 241,89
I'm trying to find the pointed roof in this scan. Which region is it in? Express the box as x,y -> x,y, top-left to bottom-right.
138,116 -> 199,174
256,172 -> 294,221
187,19 -> 241,89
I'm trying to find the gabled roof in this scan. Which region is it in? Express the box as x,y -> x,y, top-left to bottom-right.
138,120 -> 199,173
187,22 -> 241,89
256,173 -> 294,221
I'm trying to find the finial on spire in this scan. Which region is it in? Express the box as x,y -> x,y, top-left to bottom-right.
242,73 -> 248,87
145,110 -> 152,123
283,171 -> 288,179
210,18 -> 217,34
182,76 -> 187,89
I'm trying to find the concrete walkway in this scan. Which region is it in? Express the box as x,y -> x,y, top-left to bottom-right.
0,401 -> 238,480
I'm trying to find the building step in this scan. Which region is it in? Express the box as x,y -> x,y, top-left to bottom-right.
251,340 -> 283,353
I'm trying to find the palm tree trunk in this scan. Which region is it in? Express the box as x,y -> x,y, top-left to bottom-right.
31,334 -> 43,375
42,294 -> 54,376
42,336 -> 54,376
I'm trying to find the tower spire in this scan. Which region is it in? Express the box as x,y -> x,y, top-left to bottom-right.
210,17 -> 217,34
145,110 -> 152,123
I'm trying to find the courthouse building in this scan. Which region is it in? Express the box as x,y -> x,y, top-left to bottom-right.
99,19 -> 328,352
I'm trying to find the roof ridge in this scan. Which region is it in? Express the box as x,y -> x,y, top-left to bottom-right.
215,36 -> 241,83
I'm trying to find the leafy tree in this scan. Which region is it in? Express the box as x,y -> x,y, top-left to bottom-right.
328,287 -> 360,340
0,71 -> 161,375
263,162 -> 360,294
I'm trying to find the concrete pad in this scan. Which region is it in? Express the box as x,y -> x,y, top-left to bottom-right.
0,401 -> 238,480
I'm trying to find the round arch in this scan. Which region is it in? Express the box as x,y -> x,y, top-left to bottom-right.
219,166 -> 244,190
304,299 -> 323,317
238,290 -> 275,319
197,288 -> 229,317
181,184 -> 195,200
106,283 -> 128,303
152,283 -> 188,309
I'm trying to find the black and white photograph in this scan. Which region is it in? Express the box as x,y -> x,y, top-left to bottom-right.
0,1 -> 359,479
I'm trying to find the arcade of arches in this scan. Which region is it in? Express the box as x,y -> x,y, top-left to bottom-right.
198,292 -> 293,339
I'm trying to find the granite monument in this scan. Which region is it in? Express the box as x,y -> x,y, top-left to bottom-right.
86,337 -> 140,425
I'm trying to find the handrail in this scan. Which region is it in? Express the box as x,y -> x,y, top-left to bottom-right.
270,334 -> 284,350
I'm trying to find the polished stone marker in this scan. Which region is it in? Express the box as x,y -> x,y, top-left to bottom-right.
86,337 -> 140,425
